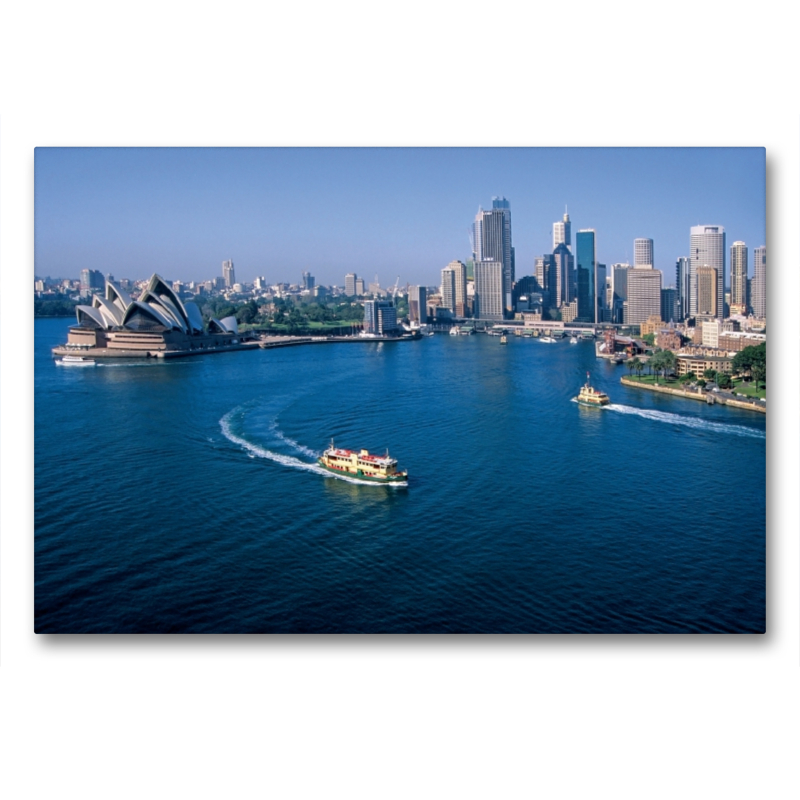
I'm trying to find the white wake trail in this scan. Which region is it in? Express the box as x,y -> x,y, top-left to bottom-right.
605,404 -> 765,440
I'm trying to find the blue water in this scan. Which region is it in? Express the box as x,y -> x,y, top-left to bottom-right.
35,319 -> 766,633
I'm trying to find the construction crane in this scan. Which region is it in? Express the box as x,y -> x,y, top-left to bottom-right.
393,276 -> 400,298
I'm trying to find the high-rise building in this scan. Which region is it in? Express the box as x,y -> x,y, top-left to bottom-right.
222,259 -> 235,288
408,285 -> 427,324
596,264 -> 607,317
634,238 -> 654,268
610,264 -> 631,324
661,288 -> 678,323
441,265 -> 456,313
575,230 -> 598,323
690,225 -> 725,319
553,210 -> 571,250
80,269 -> 104,293
355,278 -> 365,296
675,257 -> 691,321
345,273 -> 357,296
363,299 -> 398,335
473,260 -> 504,320
729,241 -> 748,315
696,266 -> 718,317
473,198 -> 514,316
627,268 -> 662,324
552,243 -> 574,307
302,271 -> 315,291
752,246 -> 766,318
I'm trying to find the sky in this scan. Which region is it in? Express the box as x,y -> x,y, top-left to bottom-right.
34,147 -> 766,289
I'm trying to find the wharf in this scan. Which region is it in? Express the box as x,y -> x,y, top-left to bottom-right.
620,376 -> 765,413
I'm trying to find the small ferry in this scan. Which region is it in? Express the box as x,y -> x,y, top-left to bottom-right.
569,336 -> 578,344
55,355 -> 97,367
318,440 -> 408,483
574,373 -> 610,407
500,334 -> 508,344
539,336 -> 557,343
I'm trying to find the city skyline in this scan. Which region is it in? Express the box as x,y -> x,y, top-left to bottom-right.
34,148 -> 765,288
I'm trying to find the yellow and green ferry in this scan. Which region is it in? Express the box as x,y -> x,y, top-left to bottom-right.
575,373 -> 610,407
318,441 -> 408,483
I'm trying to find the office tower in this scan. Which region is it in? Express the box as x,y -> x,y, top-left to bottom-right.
610,264 -> 631,324
448,260 -> 468,316
441,265 -> 456,313
302,271 -> 315,291
575,230 -> 598,323
675,257 -> 690,321
634,238 -> 654,268
473,260 -> 504,320
222,259 -> 235,288
661,288 -> 678,323
752,246 -> 766,318
80,269 -> 104,293
696,266 -> 718,317
627,268 -> 662,324
345,273 -> 357,296
355,278 -> 365,296
363,299 -> 398,335
552,243 -> 574,307
553,210 -> 571,250
690,225 -> 725,319
596,264 -> 607,317
534,257 -> 545,293
473,198 -> 514,316
729,241 -> 748,315
408,285 -> 427,324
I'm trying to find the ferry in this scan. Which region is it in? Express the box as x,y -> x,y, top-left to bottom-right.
574,373 -> 610,406
318,440 -> 408,483
500,334 -> 508,344
569,336 -> 578,344
55,355 -> 97,367
539,336 -> 557,343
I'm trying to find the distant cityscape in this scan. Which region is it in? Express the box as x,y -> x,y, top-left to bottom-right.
36,196 -> 766,374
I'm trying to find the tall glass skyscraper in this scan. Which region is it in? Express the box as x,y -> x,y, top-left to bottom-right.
473,198 -> 514,317
690,225 -> 725,319
675,257 -> 690,321
576,230 -> 597,323
634,238 -> 654,268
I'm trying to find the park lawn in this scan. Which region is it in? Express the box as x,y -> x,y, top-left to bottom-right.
623,374 -> 681,386
731,379 -> 766,399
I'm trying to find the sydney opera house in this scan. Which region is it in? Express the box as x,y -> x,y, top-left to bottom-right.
53,273 -> 246,358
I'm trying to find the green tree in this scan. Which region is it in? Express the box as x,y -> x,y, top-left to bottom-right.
703,368 -> 717,383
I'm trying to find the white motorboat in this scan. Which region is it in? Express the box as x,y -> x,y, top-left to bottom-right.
56,355 -> 97,366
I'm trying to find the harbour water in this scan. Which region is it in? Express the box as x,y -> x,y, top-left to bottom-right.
35,318 -> 766,633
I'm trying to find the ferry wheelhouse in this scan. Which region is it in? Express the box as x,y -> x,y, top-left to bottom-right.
318,441 -> 408,483
575,373 -> 610,406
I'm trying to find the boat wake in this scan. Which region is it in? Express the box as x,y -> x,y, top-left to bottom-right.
219,406 -> 408,486
605,404 -> 765,440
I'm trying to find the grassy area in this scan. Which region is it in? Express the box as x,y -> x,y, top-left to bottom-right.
731,379 -> 766,400
622,374 -> 681,386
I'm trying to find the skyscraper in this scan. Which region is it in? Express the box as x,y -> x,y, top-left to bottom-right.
473,198 -> 514,316
627,269 -> 662,324
473,260 -> 504,320
345,273 -> 357,296
222,259 -> 235,288
696,267 -> 718,317
690,225 -> 725,319
408,285 -> 427,324
553,210 -> 571,250
634,238 -> 654,268
752,246 -> 766,318
575,229 -> 597,323
611,264 -> 631,324
675,257 -> 691,321
552,242 -> 574,308
730,241 -> 748,315
441,265 -> 456,314
302,271 -> 315,291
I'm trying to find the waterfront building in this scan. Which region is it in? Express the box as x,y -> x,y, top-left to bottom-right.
675,257 -> 691,321
752,246 -> 766,318
473,260 -> 504,320
575,230 -> 598,323
634,238 -> 654,269
676,353 -> 733,378
222,259 -> 235,288
441,260 -> 467,316
561,300 -> 579,323
553,210 -> 571,250
60,274 -> 239,355
626,268 -> 662,325
408,285 -> 427,324
441,266 -> 456,313
718,331 -> 766,352
690,225 -> 725,319
345,273 -> 357,296
696,266 -> 718,317
363,299 -> 398,335
730,241 -> 747,315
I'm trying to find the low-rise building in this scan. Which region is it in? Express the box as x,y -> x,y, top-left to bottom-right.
676,354 -> 733,378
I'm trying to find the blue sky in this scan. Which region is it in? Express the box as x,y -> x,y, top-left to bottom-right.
34,147 -> 765,288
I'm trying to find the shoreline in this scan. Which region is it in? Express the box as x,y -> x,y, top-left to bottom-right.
620,376 -> 765,413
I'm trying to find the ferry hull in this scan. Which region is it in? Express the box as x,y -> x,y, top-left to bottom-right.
317,460 -> 408,483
